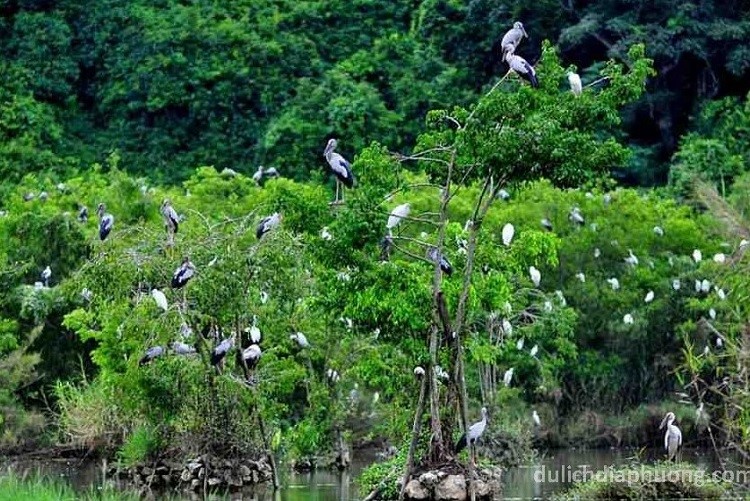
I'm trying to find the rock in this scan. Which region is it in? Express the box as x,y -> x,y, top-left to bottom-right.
180,468 -> 192,482
404,479 -> 430,500
187,461 -> 202,474
474,480 -> 491,498
190,478 -> 201,491
161,474 -> 172,485
228,475 -> 243,488
198,467 -> 205,479
435,474 -> 467,501
207,477 -> 222,487
239,464 -> 251,479
155,465 -> 169,475
418,471 -> 439,488
141,466 -> 154,476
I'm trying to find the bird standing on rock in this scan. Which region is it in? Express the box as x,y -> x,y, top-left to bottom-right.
455,407 -> 489,466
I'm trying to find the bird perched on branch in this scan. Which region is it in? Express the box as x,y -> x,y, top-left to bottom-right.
97,203 -> 114,241
324,139 -> 355,204
567,72 -> 582,96
386,203 -> 410,235
139,346 -> 164,366
455,407 -> 489,466
241,344 -> 262,371
501,21 -> 527,57
426,246 -> 453,276
505,52 -> 538,88
171,257 -> 196,288
211,335 -> 235,369
256,212 -> 282,240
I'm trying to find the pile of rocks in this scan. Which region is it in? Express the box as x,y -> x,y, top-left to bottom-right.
402,467 -> 502,501
111,455 -> 273,492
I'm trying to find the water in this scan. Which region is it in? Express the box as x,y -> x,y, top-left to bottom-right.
1,448 -> 742,500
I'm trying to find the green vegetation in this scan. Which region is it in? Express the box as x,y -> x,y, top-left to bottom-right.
0,472 -> 141,501
0,0 -> 750,497
552,462 -> 733,500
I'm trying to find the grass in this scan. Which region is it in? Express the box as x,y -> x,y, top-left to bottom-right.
552,462 -> 735,500
0,471 -> 140,501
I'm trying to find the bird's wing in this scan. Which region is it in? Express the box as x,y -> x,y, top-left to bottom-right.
664,430 -> 669,450
329,153 -> 352,177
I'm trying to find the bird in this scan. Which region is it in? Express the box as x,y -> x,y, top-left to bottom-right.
692,249 -> 703,263
709,308 -> 717,320
160,198 -> 180,245
603,193 -> 612,205
653,226 -> 664,236
256,212 -> 282,239
77,205 -> 88,223
741,239 -> 750,250
23,192 -> 35,202
569,207 -> 585,225
532,410 -> 542,427
625,250 -> 639,267
502,223 -> 515,247
716,287 -> 726,300
171,341 -> 196,355
290,331 -> 310,348
623,313 -> 634,325
497,189 -> 510,201
543,301 -> 553,313
253,165 -> 280,185
503,368 -> 514,387
529,266 -> 541,287
414,366 -> 425,377
151,289 -> 168,311
700,279 -> 711,293
530,344 -> 539,357
324,139 -> 355,203
260,290 -> 269,304
81,288 -> 93,302
426,247 -> 453,276
713,253 -> 726,264
241,344 -> 262,370
97,203 -> 114,241
540,218 -> 553,231
567,72 -> 582,96
220,168 -> 238,177
41,266 -> 51,287
321,226 -> 333,241
387,203 -> 411,234
501,21 -> 527,57
211,335 -> 235,367
139,346 -> 165,366
326,368 -> 341,384
505,53 -> 538,88
672,279 -> 681,290
171,257 -> 196,288
606,278 -> 620,291
659,411 -> 682,462
575,272 -> 586,283
246,323 -> 262,344
516,338 -> 525,350
645,290 -> 655,303
594,248 -> 601,258
716,336 -> 723,348
455,407 -> 489,466
502,319 -> 513,336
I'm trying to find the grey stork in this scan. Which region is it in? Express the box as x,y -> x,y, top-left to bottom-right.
505,52 -> 538,88
171,341 -> 196,355
426,246 -> 453,276
211,334 -> 235,369
455,407 -> 489,466
161,198 -> 179,246
501,22 -> 528,57
171,257 -> 196,288
41,266 -> 51,287
97,203 -> 114,241
77,205 -> 88,223
659,411 -> 682,462
324,139 -> 355,203
289,331 -> 310,348
241,344 -> 262,370
256,212 -> 282,239
253,165 -> 280,185
139,346 -> 165,366
541,218 -> 553,231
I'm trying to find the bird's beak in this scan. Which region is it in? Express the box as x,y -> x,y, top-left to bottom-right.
659,415 -> 668,429
522,27 -> 528,38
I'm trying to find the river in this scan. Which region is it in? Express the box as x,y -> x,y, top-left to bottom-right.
0,447 -> 741,500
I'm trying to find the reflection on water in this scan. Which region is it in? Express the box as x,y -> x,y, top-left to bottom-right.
1,448 -> 743,500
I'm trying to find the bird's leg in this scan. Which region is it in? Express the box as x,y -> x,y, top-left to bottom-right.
335,181 -> 340,203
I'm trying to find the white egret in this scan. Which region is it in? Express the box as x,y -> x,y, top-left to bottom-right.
503,368 -> 514,387
567,72 -> 582,96
672,279 -> 681,290
625,250 -> 639,267
653,226 -> 664,236
692,249 -> 702,263
502,223 -> 515,247
709,308 -> 716,320
529,266 -> 541,287
645,290 -> 655,303
516,338 -> 525,350
713,253 -> 726,264
532,410 -> 542,427
41,266 -> 51,287
716,287 -> 726,300
386,203 -> 411,233
502,319 -> 513,336
290,332 -> 310,348
606,278 -> 620,290
151,289 -> 168,312
575,272 -> 586,283
594,248 -> 601,258
530,344 -> 539,357
321,227 -> 333,241
623,313 -> 634,324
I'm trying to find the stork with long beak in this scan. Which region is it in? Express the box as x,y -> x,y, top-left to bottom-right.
659,411 -> 682,462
